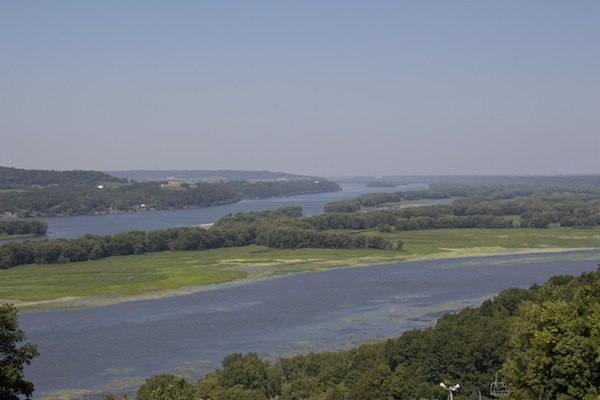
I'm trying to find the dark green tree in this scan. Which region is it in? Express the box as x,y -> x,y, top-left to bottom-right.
218,353 -> 281,398
0,304 -> 39,400
503,281 -> 600,400
135,374 -> 194,400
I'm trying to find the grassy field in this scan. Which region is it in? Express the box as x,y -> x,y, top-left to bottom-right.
0,251 -> 248,303
1,227 -> 598,309
371,226 -> 600,256
364,199 -> 440,210
0,246 -> 403,307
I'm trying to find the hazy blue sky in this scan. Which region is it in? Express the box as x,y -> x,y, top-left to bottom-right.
1,1 -> 599,176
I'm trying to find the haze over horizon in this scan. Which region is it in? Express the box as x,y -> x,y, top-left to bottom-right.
2,1 -> 599,176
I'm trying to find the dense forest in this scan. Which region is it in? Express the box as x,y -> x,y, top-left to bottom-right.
321,184 -> 600,230
0,166 -> 126,188
102,263 -> 600,400
0,167 -> 340,217
0,220 -> 47,236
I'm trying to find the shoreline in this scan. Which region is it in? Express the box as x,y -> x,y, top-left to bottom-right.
9,246 -> 598,312
0,186 -> 343,219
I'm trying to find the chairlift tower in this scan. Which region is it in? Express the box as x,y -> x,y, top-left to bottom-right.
440,382 -> 460,400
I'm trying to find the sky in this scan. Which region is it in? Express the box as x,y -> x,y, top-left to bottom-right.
1,1 -> 599,176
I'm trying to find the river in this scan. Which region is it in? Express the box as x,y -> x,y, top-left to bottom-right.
19,250 -> 600,399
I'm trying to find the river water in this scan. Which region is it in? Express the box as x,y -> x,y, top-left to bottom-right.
20,250 -> 600,399
5,183 -> 424,241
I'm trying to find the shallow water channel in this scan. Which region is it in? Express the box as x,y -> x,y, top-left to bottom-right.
20,250 -> 600,399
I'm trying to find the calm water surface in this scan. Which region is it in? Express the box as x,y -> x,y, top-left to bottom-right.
20,250 -> 600,399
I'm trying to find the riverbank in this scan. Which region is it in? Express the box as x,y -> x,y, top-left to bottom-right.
13,247 -> 598,312
2,226 -> 599,311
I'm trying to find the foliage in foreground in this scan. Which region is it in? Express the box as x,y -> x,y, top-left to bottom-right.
0,304 -> 39,400
107,265 -> 600,400
504,273 -> 600,399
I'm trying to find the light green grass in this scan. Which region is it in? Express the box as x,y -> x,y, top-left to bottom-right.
1,227 -> 598,308
0,251 -> 247,302
0,246 -> 402,307
364,199 -> 439,211
381,226 -> 600,255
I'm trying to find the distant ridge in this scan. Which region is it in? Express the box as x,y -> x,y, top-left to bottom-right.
107,169 -> 320,182
0,166 -> 125,189
0,167 -> 340,217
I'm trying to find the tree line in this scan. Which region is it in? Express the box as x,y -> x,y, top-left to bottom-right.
322,185 -> 600,230
325,185 -> 539,212
311,210 -> 514,231
104,264 -> 600,400
0,166 -> 126,189
0,220 -> 47,236
0,207 -> 398,269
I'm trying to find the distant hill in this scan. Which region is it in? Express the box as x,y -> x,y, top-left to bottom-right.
0,167 -> 340,217
0,166 -> 125,189
108,169 -> 319,182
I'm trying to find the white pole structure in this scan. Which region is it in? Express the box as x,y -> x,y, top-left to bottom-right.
440,382 -> 460,400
